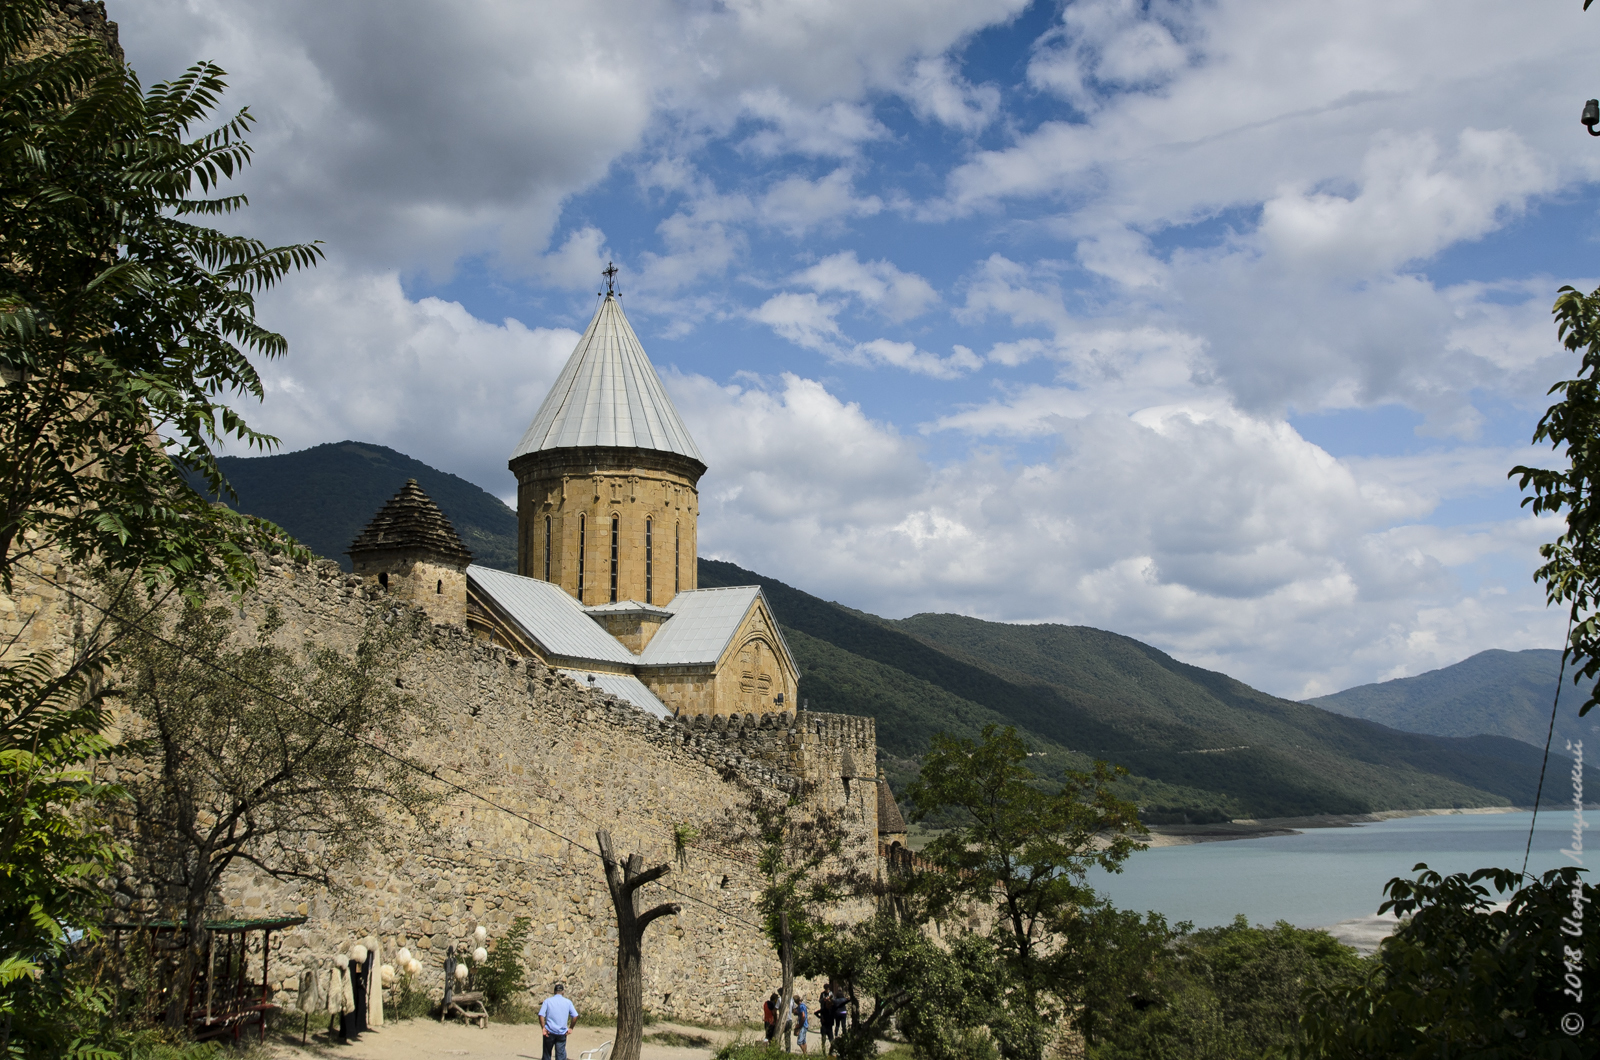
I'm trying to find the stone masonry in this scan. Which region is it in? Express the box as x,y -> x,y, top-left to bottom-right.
92,555 -> 882,1025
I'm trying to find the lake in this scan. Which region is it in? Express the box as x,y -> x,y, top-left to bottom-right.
1084,810 -> 1587,929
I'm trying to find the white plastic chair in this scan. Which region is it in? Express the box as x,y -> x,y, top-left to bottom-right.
580,1040 -> 614,1060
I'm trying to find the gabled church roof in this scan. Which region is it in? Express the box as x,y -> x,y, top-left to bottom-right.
348,479 -> 473,564
510,294 -> 704,464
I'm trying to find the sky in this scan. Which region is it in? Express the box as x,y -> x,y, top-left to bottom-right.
115,0 -> 1600,699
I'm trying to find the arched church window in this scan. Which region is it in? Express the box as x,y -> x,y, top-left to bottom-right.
544,515 -> 552,581
610,515 -> 620,603
578,515 -> 586,600
645,518 -> 653,604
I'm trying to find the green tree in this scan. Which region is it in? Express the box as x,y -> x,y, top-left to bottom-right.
1512,284 -> 1600,716
906,725 -> 1145,1060
0,0 -> 317,599
117,600 -> 438,1028
1301,865 -> 1596,1059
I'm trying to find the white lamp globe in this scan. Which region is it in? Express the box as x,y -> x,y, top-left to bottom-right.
474,925 -> 487,943
380,964 -> 395,984
408,958 -> 422,976
454,963 -> 468,980
473,946 -> 488,964
396,947 -> 411,964
350,944 -> 368,963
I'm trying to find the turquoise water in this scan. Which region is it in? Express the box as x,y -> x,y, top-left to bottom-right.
1084,811 -> 1587,929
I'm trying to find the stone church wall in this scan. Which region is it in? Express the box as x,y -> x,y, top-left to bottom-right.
94,556 -> 880,1025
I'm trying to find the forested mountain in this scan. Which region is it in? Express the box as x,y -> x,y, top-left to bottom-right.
197,441 -> 518,571
203,442 -> 1594,822
700,559 -> 1597,821
1309,648 -> 1592,749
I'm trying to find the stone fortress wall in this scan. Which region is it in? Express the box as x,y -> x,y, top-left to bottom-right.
90,556 -> 882,1025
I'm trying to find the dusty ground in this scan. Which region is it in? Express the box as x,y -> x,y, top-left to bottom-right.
265,1018 -> 752,1060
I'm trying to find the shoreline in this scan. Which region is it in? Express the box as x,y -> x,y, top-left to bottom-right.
1144,805 -> 1527,847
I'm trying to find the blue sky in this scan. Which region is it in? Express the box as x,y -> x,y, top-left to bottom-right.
119,0 -> 1600,698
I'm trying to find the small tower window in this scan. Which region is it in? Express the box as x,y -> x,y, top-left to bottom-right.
378,572 -> 388,590
578,515 -> 586,600
645,518 -> 653,604
544,515 -> 552,582
610,515 -> 619,603
436,579 -> 442,594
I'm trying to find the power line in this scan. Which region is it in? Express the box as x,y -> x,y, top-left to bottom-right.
28,571 -> 771,931
1521,612 -> 1575,880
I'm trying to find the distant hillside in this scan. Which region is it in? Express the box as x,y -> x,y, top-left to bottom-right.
196,441 -> 518,571
700,559 -> 1599,821
1309,649 -> 1593,749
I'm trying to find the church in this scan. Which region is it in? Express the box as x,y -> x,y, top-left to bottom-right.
347,274 -> 801,722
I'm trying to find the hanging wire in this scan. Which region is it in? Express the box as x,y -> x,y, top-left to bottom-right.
1521,611 -> 1576,880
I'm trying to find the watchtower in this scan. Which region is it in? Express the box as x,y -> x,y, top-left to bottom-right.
348,479 -> 473,625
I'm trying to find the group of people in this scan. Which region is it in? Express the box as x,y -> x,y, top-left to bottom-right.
762,983 -> 853,1054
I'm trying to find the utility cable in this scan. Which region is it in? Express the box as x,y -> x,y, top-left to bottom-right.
1521,611 -> 1575,881
27,571 -> 769,931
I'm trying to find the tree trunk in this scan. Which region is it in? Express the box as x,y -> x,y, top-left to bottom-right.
165,880 -> 210,1030
779,910 -> 794,1053
598,830 -> 681,1060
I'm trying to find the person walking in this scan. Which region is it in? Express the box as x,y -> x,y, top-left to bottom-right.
793,996 -> 811,1055
818,985 -> 834,1054
832,986 -> 850,1037
763,992 -> 779,1043
540,983 -> 579,1060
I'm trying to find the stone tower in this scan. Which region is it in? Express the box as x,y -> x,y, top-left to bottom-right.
509,283 -> 705,607
348,479 -> 473,625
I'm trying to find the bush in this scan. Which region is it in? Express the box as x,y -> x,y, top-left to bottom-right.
480,917 -> 533,1016
389,969 -> 435,1021
711,1034 -> 783,1060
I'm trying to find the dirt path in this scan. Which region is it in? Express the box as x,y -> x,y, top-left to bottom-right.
266,1019 -> 750,1060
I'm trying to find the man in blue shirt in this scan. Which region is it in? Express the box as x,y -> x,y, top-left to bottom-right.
540,982 -> 580,1060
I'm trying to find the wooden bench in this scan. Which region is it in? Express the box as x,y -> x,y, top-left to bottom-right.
443,989 -> 488,1028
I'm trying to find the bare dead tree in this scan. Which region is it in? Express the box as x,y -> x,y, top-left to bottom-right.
596,830 -> 681,1060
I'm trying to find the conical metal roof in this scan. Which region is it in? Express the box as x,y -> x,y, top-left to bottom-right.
510,295 -> 704,464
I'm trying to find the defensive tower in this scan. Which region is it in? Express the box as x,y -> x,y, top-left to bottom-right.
509,268 -> 705,607
348,479 -> 473,625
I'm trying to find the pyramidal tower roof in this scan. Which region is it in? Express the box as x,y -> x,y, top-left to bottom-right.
510,293 -> 704,465
348,479 -> 473,565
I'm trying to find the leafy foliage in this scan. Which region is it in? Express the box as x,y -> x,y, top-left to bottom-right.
115,598 -> 439,1024
905,725 -> 1145,1060
1513,283 -> 1600,718
0,0 -> 318,600
1302,864 -> 1597,1059
480,916 -> 532,1017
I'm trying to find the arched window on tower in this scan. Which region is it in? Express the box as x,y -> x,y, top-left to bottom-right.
577,515 -> 586,601
436,579 -> 442,594
544,515 -> 552,582
610,515 -> 620,603
645,518 -> 653,604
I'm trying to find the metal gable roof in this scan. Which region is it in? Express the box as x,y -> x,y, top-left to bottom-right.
510,295 -> 704,463
637,585 -> 795,672
467,565 -> 635,665
559,670 -> 672,719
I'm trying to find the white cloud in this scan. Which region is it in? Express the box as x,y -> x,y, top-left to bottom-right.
237,259 -> 578,497
793,251 -> 939,321
900,56 -> 1001,133
758,169 -> 884,236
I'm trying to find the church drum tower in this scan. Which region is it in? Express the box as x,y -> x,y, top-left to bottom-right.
508,272 -> 706,608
